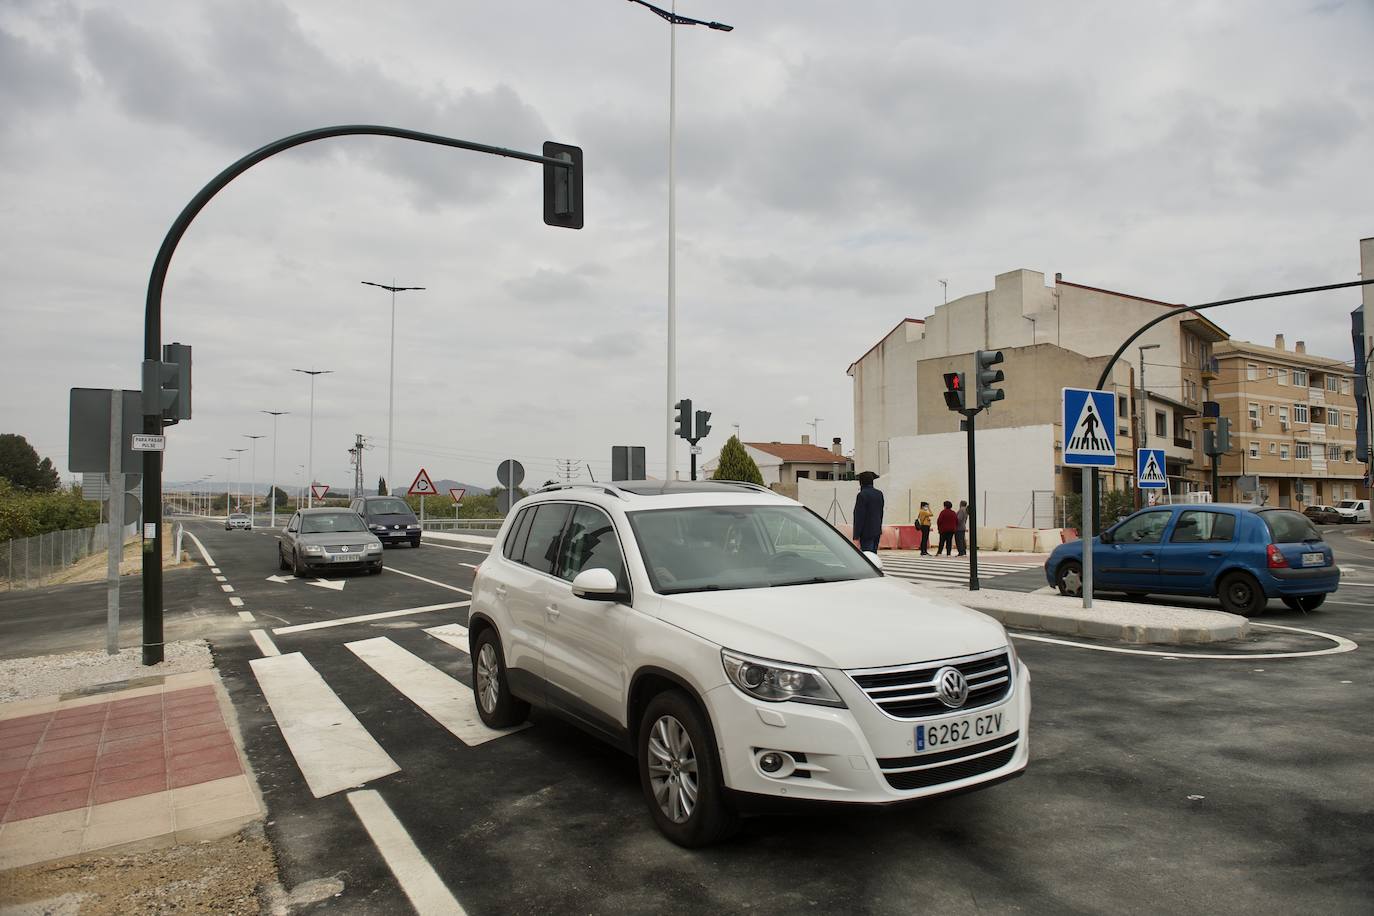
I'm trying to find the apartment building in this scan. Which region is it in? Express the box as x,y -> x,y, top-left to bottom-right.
1212,335 -> 1368,507
847,269 -> 1226,523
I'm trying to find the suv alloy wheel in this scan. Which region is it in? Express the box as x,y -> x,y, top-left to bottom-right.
637,690 -> 738,848
472,629 -> 529,728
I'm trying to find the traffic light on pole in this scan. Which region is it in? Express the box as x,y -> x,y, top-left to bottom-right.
542,142 -> 583,230
675,399 -> 693,440
142,341 -> 193,424
694,410 -> 712,440
974,350 -> 1005,409
942,372 -> 965,411
1215,416 -> 1232,454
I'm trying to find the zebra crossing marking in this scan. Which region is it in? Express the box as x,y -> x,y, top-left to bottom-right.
425,623 -> 470,654
346,637 -> 529,746
272,601 -> 469,635
249,651 -> 400,797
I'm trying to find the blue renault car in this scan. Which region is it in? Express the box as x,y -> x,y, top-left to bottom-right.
1045,504 -> 1339,614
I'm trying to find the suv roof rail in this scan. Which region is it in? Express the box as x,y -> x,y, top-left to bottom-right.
533,482 -> 627,499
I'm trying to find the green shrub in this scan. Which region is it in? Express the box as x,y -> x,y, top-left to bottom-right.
0,479 -> 101,541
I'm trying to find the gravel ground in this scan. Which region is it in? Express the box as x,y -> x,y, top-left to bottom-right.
0,641 -> 213,704
0,824 -> 279,915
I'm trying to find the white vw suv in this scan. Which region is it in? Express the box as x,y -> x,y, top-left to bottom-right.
468,481 -> 1029,847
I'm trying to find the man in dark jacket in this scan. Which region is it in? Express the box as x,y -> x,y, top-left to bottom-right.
852,472 -> 884,553
936,500 -> 958,556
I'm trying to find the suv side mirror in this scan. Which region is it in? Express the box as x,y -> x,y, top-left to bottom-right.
571,567 -> 623,601
1099,528 -> 1113,544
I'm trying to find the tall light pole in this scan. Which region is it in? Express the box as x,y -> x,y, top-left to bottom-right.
626,0 -> 732,481
293,368 -> 333,507
261,410 -> 289,527
229,448 -> 247,512
219,457 -> 234,516
361,281 -> 425,490
243,435 -> 264,528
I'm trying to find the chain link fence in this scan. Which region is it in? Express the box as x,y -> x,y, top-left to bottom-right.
0,522 -> 138,591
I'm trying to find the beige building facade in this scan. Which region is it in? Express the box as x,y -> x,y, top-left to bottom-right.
1212,336 -> 1369,508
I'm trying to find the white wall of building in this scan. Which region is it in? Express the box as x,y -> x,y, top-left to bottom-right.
797,478 -> 861,526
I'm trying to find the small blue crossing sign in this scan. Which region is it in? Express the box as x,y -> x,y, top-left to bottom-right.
1062,388 -> 1116,467
1136,448 -> 1167,488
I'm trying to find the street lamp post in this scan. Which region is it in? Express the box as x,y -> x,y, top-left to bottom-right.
229,448 -> 247,513
261,410 -> 288,527
361,281 -> 425,490
626,0 -> 732,481
293,368 -> 333,507
1136,343 -> 1160,508
243,434 -> 264,528
219,457 -> 234,516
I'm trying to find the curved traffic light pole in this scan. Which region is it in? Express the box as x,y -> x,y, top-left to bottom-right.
140,125 -> 578,665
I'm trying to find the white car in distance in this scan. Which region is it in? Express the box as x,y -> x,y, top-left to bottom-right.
468,481 -> 1030,847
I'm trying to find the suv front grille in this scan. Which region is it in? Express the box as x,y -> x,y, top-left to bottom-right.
847,649 -> 1012,719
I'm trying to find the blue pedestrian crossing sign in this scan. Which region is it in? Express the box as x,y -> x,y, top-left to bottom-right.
1062,388 -> 1116,467
1136,448 -> 1167,488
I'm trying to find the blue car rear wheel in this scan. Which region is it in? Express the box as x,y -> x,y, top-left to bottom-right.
1218,571 -> 1264,615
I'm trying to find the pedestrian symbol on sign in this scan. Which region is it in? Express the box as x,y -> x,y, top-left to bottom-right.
1068,400 -> 1109,454
1061,388 -> 1117,467
1137,448 -> 1167,489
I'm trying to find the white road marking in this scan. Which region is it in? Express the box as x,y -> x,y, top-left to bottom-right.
383,566 -> 472,595
250,628 -> 281,657
184,531 -> 215,567
238,610 -> 256,622
1011,621 -> 1357,660
211,567 -> 221,574
424,542 -> 491,557
346,637 -> 527,746
215,575 -> 227,582
307,578 -> 347,591
249,653 -> 399,797
273,601 -> 471,635
425,624 -> 470,654
221,584 -> 235,593
229,596 -> 245,607
266,575 -> 293,584
346,790 -> 466,916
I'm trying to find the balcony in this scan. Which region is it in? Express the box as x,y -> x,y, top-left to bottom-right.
1309,387 -> 1325,407
1201,357 -> 1219,380
1173,436 -> 1194,450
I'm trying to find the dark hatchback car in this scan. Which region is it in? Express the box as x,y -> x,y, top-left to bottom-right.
1045,503 -> 1340,614
350,495 -> 422,548
1302,504 -> 1343,525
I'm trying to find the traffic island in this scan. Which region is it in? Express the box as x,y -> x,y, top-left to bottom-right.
953,588 -> 1250,645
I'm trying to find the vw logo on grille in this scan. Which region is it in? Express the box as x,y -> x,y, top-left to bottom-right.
340,545 -> 350,552
933,666 -> 969,708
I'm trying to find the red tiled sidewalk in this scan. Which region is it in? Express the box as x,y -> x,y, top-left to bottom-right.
0,685 -> 242,824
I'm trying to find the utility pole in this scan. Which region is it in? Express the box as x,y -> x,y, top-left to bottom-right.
556,458 -> 579,483
349,433 -> 370,499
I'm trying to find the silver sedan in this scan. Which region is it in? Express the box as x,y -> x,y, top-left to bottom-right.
278,508 -> 384,576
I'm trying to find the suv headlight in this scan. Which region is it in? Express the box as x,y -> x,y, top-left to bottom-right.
1006,637 -> 1020,674
304,545 -> 323,555
721,649 -> 845,708
407,524 -> 420,530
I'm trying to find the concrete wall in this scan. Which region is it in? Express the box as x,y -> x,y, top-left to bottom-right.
797,478 -> 861,526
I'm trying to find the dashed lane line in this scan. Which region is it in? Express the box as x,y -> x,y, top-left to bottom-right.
382,565 -> 472,595
272,601 -> 471,635
249,652 -> 399,798
1011,621 -> 1357,660
215,575 -> 227,582
238,611 -> 256,622
250,628 -> 281,657
346,637 -> 528,746
220,584 -> 235,593
229,597 -> 244,607
347,790 -> 467,916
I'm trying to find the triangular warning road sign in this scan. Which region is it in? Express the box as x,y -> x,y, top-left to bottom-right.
1066,396 -> 1113,457
310,484 -> 329,500
448,487 -> 466,504
408,468 -> 438,496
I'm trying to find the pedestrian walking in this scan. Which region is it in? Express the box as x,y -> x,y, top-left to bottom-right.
936,500 -> 957,556
852,471 -> 885,553
955,500 -> 969,556
916,502 -> 932,556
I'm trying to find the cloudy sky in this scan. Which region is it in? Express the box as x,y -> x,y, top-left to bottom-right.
2,0 -> 1371,493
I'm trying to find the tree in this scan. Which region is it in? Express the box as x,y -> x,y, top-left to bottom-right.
0,434 -> 60,492
711,436 -> 764,486
377,476 -> 388,496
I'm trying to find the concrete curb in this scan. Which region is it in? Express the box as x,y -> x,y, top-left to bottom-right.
954,589 -> 1250,645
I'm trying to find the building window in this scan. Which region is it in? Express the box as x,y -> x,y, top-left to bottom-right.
1246,363 -> 1258,381
1344,413 -> 1352,429
1346,450 -> 1355,462
1277,368 -> 1288,386
1295,443 -> 1310,460
1249,442 -> 1260,459
1279,406 -> 1289,425
1269,443 -> 1277,455
795,470 -> 810,480
1326,409 -> 1338,427
1347,485 -> 1356,499
1267,367 -> 1275,377
1248,403 -> 1260,422
1280,444 -> 1290,460
1292,369 -> 1308,387
1326,376 -> 1339,392
1328,445 -> 1341,461
1293,403 -> 1308,423
1340,378 -> 1351,395
1267,404 -> 1276,415
1155,411 -> 1167,437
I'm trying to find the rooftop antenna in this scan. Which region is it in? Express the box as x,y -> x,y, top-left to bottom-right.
939,279 -> 948,304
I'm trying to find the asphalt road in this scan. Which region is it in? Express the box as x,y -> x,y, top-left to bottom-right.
3,518 -> 1370,914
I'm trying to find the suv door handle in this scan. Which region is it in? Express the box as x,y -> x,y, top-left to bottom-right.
1141,551 -> 1155,558
1207,551 -> 1224,558
494,585 -> 507,598
546,604 -> 561,619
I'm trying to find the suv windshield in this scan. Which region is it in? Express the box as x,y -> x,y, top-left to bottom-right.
301,512 -> 368,534
366,498 -> 413,516
1258,510 -> 1321,544
627,504 -> 879,595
